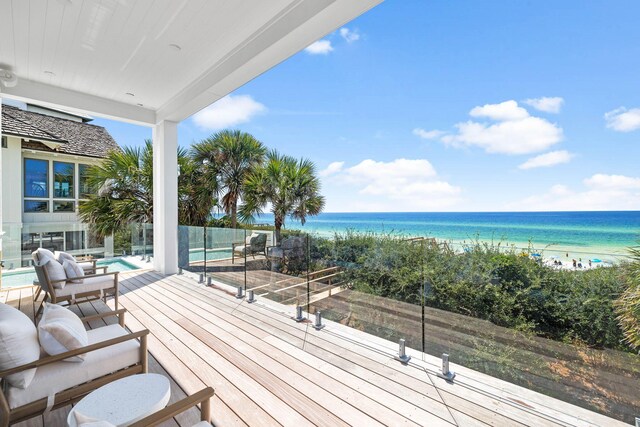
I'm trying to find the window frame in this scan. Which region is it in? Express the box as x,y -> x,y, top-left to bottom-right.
53,160 -> 75,199
23,158 -> 50,199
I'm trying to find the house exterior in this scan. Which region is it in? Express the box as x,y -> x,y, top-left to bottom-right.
1,104 -> 119,268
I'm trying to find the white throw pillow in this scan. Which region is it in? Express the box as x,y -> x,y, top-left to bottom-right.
74,411 -> 116,427
55,251 -> 76,264
0,303 -> 40,389
33,248 -> 56,263
63,259 -> 85,284
38,303 -> 88,362
45,259 -> 68,289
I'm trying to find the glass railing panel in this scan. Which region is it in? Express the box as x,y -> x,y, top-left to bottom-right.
244,231 -> 310,308
418,239 -> 640,423
307,232 -> 425,351
1,221 -> 120,289
200,227 -> 246,288
130,222 -> 153,260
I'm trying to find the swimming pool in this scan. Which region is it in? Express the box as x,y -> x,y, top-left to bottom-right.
0,258 -> 139,289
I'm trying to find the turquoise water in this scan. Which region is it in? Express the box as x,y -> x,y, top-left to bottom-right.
1,258 -> 139,289
188,248 -> 232,263
256,211 -> 640,259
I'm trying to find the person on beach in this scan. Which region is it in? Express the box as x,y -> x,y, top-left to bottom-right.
589,259 -> 592,267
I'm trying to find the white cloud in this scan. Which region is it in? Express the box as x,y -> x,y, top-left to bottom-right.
320,161 -> 344,177
192,95 -> 266,130
518,150 -> 574,170
505,173 -> 640,211
304,40 -> 333,55
470,100 -> 530,121
583,173 -> 640,189
433,100 -> 563,155
324,158 -> 463,211
339,27 -> 360,43
523,97 -> 564,113
604,107 -> 640,132
413,128 -> 446,140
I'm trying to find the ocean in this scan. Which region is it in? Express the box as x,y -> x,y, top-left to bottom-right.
255,211 -> 640,261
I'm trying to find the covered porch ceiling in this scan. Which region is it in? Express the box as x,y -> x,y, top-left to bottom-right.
0,0 -> 382,126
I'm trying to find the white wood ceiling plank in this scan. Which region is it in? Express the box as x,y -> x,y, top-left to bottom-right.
70,0 -> 126,98
39,0 -> 66,83
26,0 -> 48,81
10,0 -> 30,77
53,0 -> 87,90
0,0 -> 17,70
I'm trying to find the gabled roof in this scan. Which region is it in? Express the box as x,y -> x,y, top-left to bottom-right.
2,105 -> 119,158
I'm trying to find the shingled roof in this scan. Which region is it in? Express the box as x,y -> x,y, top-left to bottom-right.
1,105 -> 120,158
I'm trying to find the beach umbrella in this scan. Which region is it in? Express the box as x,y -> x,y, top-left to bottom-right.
531,253 -> 541,257
592,258 -> 602,263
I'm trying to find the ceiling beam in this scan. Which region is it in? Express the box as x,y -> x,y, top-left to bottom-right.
0,78 -> 156,126
156,0 -> 382,123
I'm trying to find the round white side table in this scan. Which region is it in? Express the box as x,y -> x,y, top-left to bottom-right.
67,373 -> 171,427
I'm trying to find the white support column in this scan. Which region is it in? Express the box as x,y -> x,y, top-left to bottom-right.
152,120 -> 178,274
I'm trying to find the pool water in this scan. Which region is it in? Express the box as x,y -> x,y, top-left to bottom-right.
188,248 -> 233,263
0,258 -> 139,289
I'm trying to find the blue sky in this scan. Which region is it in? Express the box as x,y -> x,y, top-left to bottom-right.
92,0 -> 640,212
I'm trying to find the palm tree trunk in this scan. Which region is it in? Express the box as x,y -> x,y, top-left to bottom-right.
231,200 -> 237,229
274,215 -> 283,246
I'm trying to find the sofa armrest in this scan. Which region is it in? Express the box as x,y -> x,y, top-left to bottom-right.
129,387 -> 215,427
0,329 -> 149,378
49,271 -> 119,285
80,308 -> 127,327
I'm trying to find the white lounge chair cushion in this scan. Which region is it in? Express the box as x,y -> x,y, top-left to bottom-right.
38,303 -> 88,362
55,251 -> 76,264
78,261 -> 96,272
33,249 -> 67,289
0,303 -> 40,389
63,259 -> 85,284
6,324 -> 141,409
74,410 -> 116,427
55,275 -> 116,298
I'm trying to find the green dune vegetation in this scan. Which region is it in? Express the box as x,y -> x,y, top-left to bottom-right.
284,230 -> 640,354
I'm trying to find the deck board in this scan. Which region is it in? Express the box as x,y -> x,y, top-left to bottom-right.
2,269 -> 630,427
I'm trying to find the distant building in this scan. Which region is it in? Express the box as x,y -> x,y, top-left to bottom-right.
1,104 -> 119,267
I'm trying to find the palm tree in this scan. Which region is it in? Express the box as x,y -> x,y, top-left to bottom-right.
616,245 -> 640,349
239,150 -> 325,244
79,140 -> 215,236
191,130 -> 266,228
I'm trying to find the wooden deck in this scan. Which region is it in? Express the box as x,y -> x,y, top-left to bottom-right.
2,269 -> 629,427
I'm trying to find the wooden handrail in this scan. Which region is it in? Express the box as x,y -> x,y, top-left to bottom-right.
129,387 -> 215,426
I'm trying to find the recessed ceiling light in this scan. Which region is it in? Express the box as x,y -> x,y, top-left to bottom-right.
125,92 -> 135,96
169,44 -> 181,51
137,103 -> 143,107
44,70 -> 56,76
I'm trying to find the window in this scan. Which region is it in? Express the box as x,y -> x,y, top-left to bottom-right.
53,200 -> 75,212
24,159 -> 49,198
1,136 -> 7,148
78,164 -> 91,198
65,231 -> 85,251
53,161 -> 74,198
24,200 -> 49,212
41,232 -> 64,252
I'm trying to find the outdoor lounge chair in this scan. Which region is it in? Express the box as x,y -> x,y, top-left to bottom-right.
0,306 -> 149,427
129,387 -> 215,427
266,236 -> 307,272
32,248 -> 120,316
55,251 -> 107,275
232,232 -> 267,262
